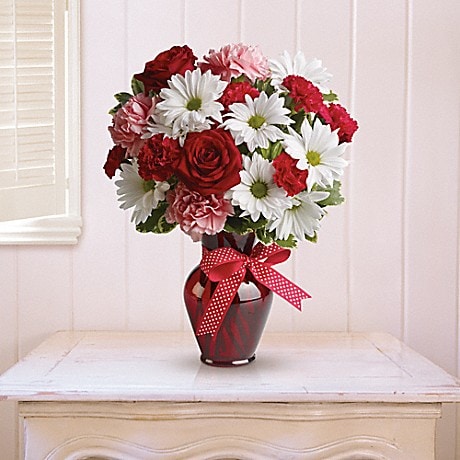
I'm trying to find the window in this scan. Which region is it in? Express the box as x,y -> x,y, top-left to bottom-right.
0,0 -> 81,244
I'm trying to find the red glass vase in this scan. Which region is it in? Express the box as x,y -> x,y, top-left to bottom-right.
183,231 -> 273,366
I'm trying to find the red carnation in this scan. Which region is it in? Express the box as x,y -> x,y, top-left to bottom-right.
219,81 -> 260,110
273,152 -> 309,196
103,145 -> 127,178
282,75 -> 325,114
326,103 -> 359,143
176,128 -> 242,195
137,134 -> 181,182
134,45 -> 197,94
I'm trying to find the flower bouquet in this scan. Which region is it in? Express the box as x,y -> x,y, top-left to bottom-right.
104,43 -> 358,365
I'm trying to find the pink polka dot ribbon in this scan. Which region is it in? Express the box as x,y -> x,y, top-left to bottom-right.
196,243 -> 311,336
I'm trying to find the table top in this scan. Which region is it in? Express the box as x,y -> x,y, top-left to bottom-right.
1,331 -> 459,403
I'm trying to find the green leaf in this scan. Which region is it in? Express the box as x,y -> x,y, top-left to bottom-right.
316,180 -> 345,207
305,232 -> 318,243
114,92 -> 133,104
108,103 -> 122,116
323,91 -> 338,102
275,234 -> 298,249
255,227 -> 274,245
257,141 -> 283,160
136,202 -> 177,234
224,207 -> 270,236
108,92 -> 133,116
231,75 -> 247,83
290,110 -> 307,133
131,77 -> 145,95
255,78 -> 276,96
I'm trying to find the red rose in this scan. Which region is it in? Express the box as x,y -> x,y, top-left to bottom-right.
103,145 -> 127,178
326,103 -> 359,143
134,45 -> 197,94
273,152 -> 309,196
219,81 -> 260,110
137,134 -> 181,181
282,75 -> 325,114
176,129 -> 242,195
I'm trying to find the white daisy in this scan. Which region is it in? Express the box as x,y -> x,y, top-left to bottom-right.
282,118 -> 348,191
226,153 -> 292,222
269,50 -> 332,93
115,159 -> 170,225
268,191 -> 329,241
155,68 -> 226,144
142,110 -> 173,139
222,92 -> 292,152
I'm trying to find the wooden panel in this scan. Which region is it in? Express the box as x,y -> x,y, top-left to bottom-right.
0,247 -> 18,460
294,1 -> 351,332
179,0 -> 243,332
403,1 -> 460,457
240,0 -> 297,332
296,0 -> 351,100
126,231 -> 185,331
72,0 -> 128,329
17,247 -> 72,357
241,0 -> 296,55
0,248 -> 17,371
404,0 -> 459,372
126,0 -> 185,78
347,0 -> 406,336
125,0 -> 186,331
184,0 -> 241,55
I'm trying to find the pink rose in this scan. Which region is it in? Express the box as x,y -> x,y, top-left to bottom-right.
165,183 -> 233,242
199,43 -> 271,82
108,93 -> 156,157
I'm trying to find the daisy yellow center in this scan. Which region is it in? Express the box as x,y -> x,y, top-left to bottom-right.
307,150 -> 321,166
251,181 -> 268,199
186,97 -> 202,111
248,114 -> 266,129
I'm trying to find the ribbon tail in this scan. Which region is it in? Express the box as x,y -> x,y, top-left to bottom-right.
250,263 -> 310,311
196,270 -> 245,336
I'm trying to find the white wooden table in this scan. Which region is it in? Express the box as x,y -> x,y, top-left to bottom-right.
1,331 -> 459,459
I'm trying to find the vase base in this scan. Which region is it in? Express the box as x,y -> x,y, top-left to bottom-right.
200,354 -> 256,367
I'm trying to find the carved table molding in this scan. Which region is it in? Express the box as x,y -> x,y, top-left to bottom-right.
1,331 -> 459,459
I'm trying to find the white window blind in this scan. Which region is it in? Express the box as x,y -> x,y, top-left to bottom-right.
0,0 -> 81,243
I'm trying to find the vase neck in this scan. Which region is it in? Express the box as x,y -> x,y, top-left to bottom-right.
201,232 -> 255,255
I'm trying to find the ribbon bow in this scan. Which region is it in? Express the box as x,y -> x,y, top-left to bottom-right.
196,243 -> 310,336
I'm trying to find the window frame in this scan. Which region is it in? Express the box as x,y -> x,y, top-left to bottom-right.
0,0 -> 81,245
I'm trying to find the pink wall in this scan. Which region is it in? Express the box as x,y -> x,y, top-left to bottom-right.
1,0 -> 459,457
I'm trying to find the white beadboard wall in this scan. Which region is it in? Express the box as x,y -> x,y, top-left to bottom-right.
0,0 -> 459,458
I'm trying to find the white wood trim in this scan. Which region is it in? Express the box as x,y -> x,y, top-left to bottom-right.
19,400 -> 438,460
41,434 -> 405,460
0,215 -> 82,245
20,401 -> 442,421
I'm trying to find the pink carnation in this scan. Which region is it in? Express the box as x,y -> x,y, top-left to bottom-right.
108,93 -> 156,157
165,183 -> 233,242
199,43 -> 271,82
